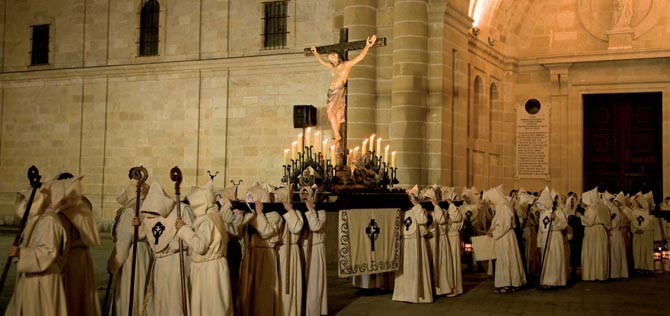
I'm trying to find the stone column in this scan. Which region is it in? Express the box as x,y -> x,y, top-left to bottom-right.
343,0 -> 377,142
391,0 -> 428,186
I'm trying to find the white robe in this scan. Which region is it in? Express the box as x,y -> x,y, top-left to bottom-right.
238,212 -> 282,316
624,208 -> 660,271
446,204 -> 464,296
580,204 -> 609,281
301,209 -> 328,316
60,213 -> 101,316
146,206 -> 194,316
609,206 -> 629,278
277,209 -> 304,316
108,207 -> 153,316
177,212 -> 235,316
5,212 -> 69,316
491,204 -> 526,288
537,209 -> 567,286
427,205 -> 453,296
393,204 -> 433,303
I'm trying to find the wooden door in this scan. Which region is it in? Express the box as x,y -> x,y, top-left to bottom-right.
583,92 -> 662,199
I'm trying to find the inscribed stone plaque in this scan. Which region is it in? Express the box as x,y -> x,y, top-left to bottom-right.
516,100 -> 550,179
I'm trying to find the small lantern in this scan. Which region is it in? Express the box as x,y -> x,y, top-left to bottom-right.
464,242 -> 473,254
654,246 -> 663,273
662,248 -> 670,273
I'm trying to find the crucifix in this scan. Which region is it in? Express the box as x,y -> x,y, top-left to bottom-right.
365,218 -> 381,262
304,28 -> 387,165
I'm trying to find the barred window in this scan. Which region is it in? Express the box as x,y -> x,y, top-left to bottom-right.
30,24 -> 50,66
262,1 -> 288,49
139,0 -> 160,56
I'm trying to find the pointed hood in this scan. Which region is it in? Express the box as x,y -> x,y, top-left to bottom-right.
407,185 -> 419,199
186,179 -> 216,218
582,187 -> 599,207
46,175 -> 84,211
614,192 -> 625,206
461,187 -> 473,203
421,187 -> 437,201
644,191 -> 655,210
140,181 -> 175,217
245,182 -> 270,203
536,187 -> 553,211
483,185 -> 510,209
116,179 -> 149,207
634,195 -> 649,211
275,186 -> 290,203
440,186 -> 456,201
15,187 -> 50,219
45,175 -> 100,247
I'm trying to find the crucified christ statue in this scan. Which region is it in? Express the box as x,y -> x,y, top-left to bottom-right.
309,34 -> 377,150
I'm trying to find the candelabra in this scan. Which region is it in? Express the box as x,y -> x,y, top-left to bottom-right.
282,145 -> 336,191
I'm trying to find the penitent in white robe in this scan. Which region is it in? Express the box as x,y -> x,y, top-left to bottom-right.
537,209 -> 567,286
277,209 -> 304,316
238,212 -> 282,316
178,211 -> 238,316
427,205 -> 453,296
146,205 -> 194,316
301,208 -> 328,316
446,203 -> 464,296
393,204 -> 433,303
491,204 -> 526,288
609,206 -> 629,279
580,204 -> 609,281
5,212 -> 69,316
108,207 -> 154,316
625,208 -> 660,271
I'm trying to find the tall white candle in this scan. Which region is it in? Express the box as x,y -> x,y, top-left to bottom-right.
362,139 -> 368,155
305,128 -> 311,148
298,133 -> 303,153
314,131 -> 321,153
322,139 -> 328,157
391,151 -> 397,168
291,142 -> 298,160
283,149 -> 289,165
369,134 -> 376,151
330,145 -> 336,165
384,145 -> 390,164
376,138 -> 382,155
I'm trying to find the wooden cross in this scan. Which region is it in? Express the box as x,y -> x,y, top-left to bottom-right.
303,28 -> 387,158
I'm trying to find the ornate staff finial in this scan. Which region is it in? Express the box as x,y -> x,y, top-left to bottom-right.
207,170 -> 219,181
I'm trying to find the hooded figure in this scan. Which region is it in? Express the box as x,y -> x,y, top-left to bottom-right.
578,187 -> 610,281
5,185 -> 69,316
623,195 -> 661,272
107,179 -> 154,316
238,184 -> 283,316
176,179 -> 241,316
141,181 -> 193,316
298,186 -> 328,316
46,175 -> 101,316
393,185 -> 434,303
484,185 -> 526,293
275,186 -> 304,316
608,192 -> 629,279
536,187 -> 567,287
518,190 -> 539,275
423,187 -> 453,297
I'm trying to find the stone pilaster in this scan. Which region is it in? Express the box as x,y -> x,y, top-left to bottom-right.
391,0 -> 428,186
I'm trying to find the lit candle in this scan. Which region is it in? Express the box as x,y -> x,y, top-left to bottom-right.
291,142 -> 298,160
376,138 -> 382,155
369,134 -> 376,152
354,146 -> 360,162
298,134 -> 303,153
314,131 -> 321,153
391,151 -> 397,168
322,140 -> 328,158
330,145 -> 336,165
283,149 -> 289,165
384,145 -> 390,164
305,128 -> 312,148
362,139 -> 368,155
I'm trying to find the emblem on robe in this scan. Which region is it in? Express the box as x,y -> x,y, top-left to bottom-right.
542,216 -> 550,229
403,217 -> 413,231
636,215 -> 645,226
465,210 -> 472,219
152,222 -> 165,245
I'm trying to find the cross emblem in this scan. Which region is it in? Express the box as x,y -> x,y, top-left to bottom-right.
403,217 -> 413,231
465,210 -> 473,219
152,222 -> 165,245
636,215 -> 645,226
365,219 -> 381,252
542,216 -> 550,229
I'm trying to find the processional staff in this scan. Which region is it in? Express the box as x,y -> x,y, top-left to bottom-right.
170,167 -> 189,316
0,165 -> 42,293
128,166 -> 148,316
